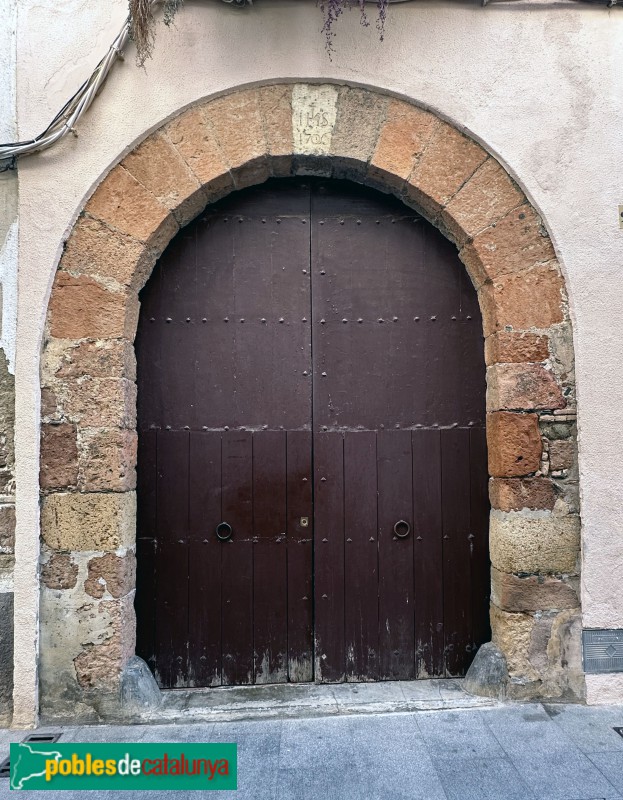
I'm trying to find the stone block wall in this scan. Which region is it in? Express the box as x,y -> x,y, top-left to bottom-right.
485,305 -> 582,698
489,409 -> 582,699
0,365 -> 15,728
38,83 -> 582,720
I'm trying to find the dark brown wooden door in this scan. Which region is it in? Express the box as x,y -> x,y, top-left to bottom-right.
135,179 -> 489,689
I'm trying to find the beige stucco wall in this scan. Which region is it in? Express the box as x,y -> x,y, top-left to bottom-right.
12,0 -> 623,723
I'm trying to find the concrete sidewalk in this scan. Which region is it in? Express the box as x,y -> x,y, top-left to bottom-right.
2,701 -> 623,799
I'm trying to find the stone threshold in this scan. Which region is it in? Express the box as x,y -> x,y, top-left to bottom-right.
139,679 -> 498,725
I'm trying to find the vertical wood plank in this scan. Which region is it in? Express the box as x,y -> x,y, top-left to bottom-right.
344,431 -> 379,681
135,429 -> 157,672
286,431 -> 314,682
378,430 -> 415,680
314,432 -> 345,682
221,431 -> 254,685
188,431 -> 222,687
470,426 -> 491,656
442,427 -> 472,676
153,430 -> 189,688
231,214 -> 312,431
136,428 -> 157,539
135,538 -> 156,674
253,431 -> 288,684
412,428 -> 445,678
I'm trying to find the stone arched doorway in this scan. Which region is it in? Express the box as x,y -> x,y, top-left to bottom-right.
39,83 -> 582,722
134,177 -> 490,688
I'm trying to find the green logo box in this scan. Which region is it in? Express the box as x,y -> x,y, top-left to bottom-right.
10,742 -> 237,791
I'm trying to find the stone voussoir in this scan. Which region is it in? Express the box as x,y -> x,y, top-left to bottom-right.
491,566 -> 579,612
63,377 -> 137,430
164,106 -> 234,199
257,84 -> 294,176
49,272 -> 130,340
461,203 -> 556,288
78,427 -> 137,493
85,164 -> 178,246
44,339 -> 136,383
330,86 -> 388,179
441,157 -> 525,245
121,131 -> 206,228
487,411 -> 542,477
490,511 -> 580,574
60,214 -> 150,290
484,331 -> 550,366
405,120 -> 488,219
202,89 -> 269,188
41,552 -> 79,591
40,422 -> 78,491
490,476 -> 556,512
84,551 -> 137,600
478,260 -> 565,336
41,492 -> 136,551
487,363 -> 566,412
369,99 -> 439,190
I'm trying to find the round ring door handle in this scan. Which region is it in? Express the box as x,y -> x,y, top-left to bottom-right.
393,520 -> 411,538
215,522 -> 233,541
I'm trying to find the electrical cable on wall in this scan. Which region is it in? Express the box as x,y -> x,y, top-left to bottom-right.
0,2 -> 150,168
0,0 -> 618,169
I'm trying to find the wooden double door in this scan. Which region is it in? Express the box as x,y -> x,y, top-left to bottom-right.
135,179 -> 490,689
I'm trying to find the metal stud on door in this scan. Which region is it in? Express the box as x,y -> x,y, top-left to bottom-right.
136,182 -> 314,688
310,181 -> 489,682
135,179 -> 490,688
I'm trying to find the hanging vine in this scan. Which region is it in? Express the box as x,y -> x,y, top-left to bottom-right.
320,0 -> 389,54
129,0 -> 389,65
129,0 -> 185,66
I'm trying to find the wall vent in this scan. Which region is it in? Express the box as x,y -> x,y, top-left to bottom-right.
583,629 -> 623,673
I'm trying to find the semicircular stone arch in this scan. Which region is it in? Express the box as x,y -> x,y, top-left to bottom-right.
39,83 -> 583,722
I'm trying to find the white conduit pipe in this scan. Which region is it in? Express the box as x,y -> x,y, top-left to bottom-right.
0,6 -> 142,165
0,0 -> 617,166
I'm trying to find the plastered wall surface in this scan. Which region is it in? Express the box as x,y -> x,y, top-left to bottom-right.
12,0 -> 623,722
0,0 -> 17,725
0,0 -> 16,143
1,0 -> 18,370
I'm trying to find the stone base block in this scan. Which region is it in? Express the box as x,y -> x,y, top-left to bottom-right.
121,656 -> 162,717
464,642 -> 508,700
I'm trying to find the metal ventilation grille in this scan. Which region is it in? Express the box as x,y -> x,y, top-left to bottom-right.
21,733 -> 61,744
0,732 -> 63,779
583,629 -> 623,673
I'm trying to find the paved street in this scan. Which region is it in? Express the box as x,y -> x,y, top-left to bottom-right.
2,702 -> 623,799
